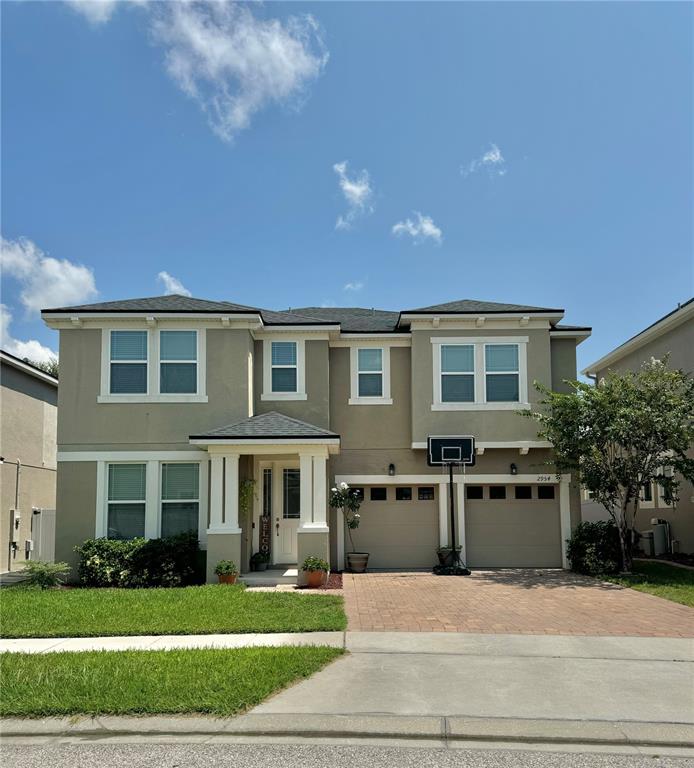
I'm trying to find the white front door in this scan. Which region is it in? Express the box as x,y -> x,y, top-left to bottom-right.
273,466 -> 300,564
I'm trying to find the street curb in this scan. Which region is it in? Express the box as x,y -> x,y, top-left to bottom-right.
2,714 -> 693,748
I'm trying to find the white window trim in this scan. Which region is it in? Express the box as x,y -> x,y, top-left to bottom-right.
431,336 -> 529,411
96,457 -> 208,545
98,327 -> 207,403
261,338 -> 307,401
349,345 -> 393,405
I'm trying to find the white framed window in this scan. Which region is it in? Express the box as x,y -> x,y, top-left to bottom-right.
432,336 -> 529,411
160,462 -> 200,537
110,331 -> 148,395
349,346 -> 393,405
107,463 -> 146,539
261,338 -> 307,400
159,330 -> 197,394
657,467 -> 675,507
484,344 -> 520,403
99,327 -> 207,403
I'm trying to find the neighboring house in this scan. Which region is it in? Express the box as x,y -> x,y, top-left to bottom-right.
1,350 -> 58,571
582,298 -> 694,553
42,295 -> 590,581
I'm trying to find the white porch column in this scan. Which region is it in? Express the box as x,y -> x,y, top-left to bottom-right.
299,452 -> 313,529
209,455 -> 224,531
559,474 -> 572,569
312,454 -> 328,528
224,453 -> 241,533
456,479 -> 466,563
438,482 -> 448,547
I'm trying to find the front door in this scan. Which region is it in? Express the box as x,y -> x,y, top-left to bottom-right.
273,466 -> 300,564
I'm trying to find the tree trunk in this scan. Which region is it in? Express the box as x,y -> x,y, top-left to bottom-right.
618,497 -> 633,573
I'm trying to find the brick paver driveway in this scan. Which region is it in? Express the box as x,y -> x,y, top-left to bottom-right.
343,569 -> 694,636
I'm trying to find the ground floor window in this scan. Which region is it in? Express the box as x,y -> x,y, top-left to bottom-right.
107,463 -> 146,540
161,463 -> 199,537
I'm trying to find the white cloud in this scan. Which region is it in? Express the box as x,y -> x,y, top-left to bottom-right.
333,161 -> 374,230
392,212 -> 443,245
0,237 -> 98,314
66,0 -> 120,25
0,305 -> 57,365
462,143 -> 507,178
150,1 -> 328,142
343,281 -> 364,292
157,271 -> 192,297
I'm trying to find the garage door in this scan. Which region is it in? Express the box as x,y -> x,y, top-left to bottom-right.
465,484 -> 562,567
350,485 -> 439,568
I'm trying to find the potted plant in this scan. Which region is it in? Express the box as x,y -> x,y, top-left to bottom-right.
436,546 -> 462,567
331,482 -> 368,572
250,551 -> 269,572
301,556 -> 329,588
214,560 -> 238,585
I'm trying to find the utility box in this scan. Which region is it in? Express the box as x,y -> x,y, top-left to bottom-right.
640,530 -> 655,557
652,523 -> 669,556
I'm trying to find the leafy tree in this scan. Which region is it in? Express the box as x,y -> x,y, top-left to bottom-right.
27,357 -> 58,379
527,358 -> 694,572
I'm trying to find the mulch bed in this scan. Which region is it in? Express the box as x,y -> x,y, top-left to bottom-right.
298,572 -> 343,590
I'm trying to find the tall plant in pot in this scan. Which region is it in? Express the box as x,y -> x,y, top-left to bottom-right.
331,482 -> 367,572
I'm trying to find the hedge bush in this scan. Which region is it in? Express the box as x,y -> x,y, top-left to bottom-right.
76,532 -> 202,588
566,520 -> 622,575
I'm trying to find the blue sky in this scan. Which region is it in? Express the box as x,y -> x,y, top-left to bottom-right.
1,0 -> 692,373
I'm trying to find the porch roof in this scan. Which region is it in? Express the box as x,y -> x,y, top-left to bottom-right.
189,411 -> 340,445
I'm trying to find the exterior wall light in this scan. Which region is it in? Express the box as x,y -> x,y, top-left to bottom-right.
388,463 -> 396,476
510,463 -> 518,476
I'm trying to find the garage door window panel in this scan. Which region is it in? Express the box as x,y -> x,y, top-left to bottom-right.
489,486 -> 507,500
466,486 -> 484,500
537,485 -> 555,500
515,486 -> 532,500
370,487 -> 387,501
396,487 -> 412,501
418,486 -> 435,501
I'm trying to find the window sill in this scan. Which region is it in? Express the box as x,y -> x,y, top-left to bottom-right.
261,392 -> 308,401
431,402 -> 531,411
98,394 -> 208,404
348,397 -> 393,406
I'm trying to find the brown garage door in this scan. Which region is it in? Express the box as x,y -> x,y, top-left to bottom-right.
465,485 -> 562,567
351,485 -> 439,568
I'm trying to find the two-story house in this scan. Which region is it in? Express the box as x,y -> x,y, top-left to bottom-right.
42,296 -> 590,582
582,298 -> 694,553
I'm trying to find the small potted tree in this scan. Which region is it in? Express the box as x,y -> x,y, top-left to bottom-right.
250,552 -> 269,572
331,481 -> 368,572
214,560 -> 238,585
301,555 -> 329,588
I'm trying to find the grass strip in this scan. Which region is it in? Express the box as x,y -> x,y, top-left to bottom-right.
603,561 -> 694,607
0,646 -> 343,717
0,584 -> 346,638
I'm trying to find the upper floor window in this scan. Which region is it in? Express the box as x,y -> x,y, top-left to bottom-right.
349,345 -> 393,405
160,331 -> 197,394
485,344 -> 519,403
441,344 -> 474,403
432,336 -> 528,411
271,341 -> 297,392
262,339 -> 307,401
110,331 -> 148,394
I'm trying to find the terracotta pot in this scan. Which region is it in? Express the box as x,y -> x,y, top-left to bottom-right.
347,552 -> 369,573
218,573 -> 237,585
304,569 -> 325,588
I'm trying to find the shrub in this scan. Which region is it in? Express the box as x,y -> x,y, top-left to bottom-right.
23,560 -> 71,589
302,556 -> 329,573
214,560 -> 238,576
566,521 -> 622,575
76,532 -> 201,588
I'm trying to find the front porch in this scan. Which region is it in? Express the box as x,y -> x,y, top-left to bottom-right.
190,412 -> 340,584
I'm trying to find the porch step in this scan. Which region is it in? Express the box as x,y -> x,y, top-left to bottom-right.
240,567 -> 298,587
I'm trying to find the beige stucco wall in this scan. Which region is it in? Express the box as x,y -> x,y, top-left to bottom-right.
54,461 -> 97,577
253,339 -> 330,428
1,363 -> 57,570
57,328 -> 254,449
593,318 -> 694,553
550,338 -> 578,393
409,328 -> 552,444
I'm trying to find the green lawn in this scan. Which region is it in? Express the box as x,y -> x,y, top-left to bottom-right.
0,584 -> 346,638
603,561 -> 694,607
0,646 -> 343,717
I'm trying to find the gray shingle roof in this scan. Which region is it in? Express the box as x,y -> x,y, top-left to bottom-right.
402,299 -> 563,314
42,295 -> 336,326
190,411 -> 339,440
284,307 -> 400,332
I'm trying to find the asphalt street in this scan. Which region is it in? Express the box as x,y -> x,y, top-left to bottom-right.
2,744 -> 694,768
